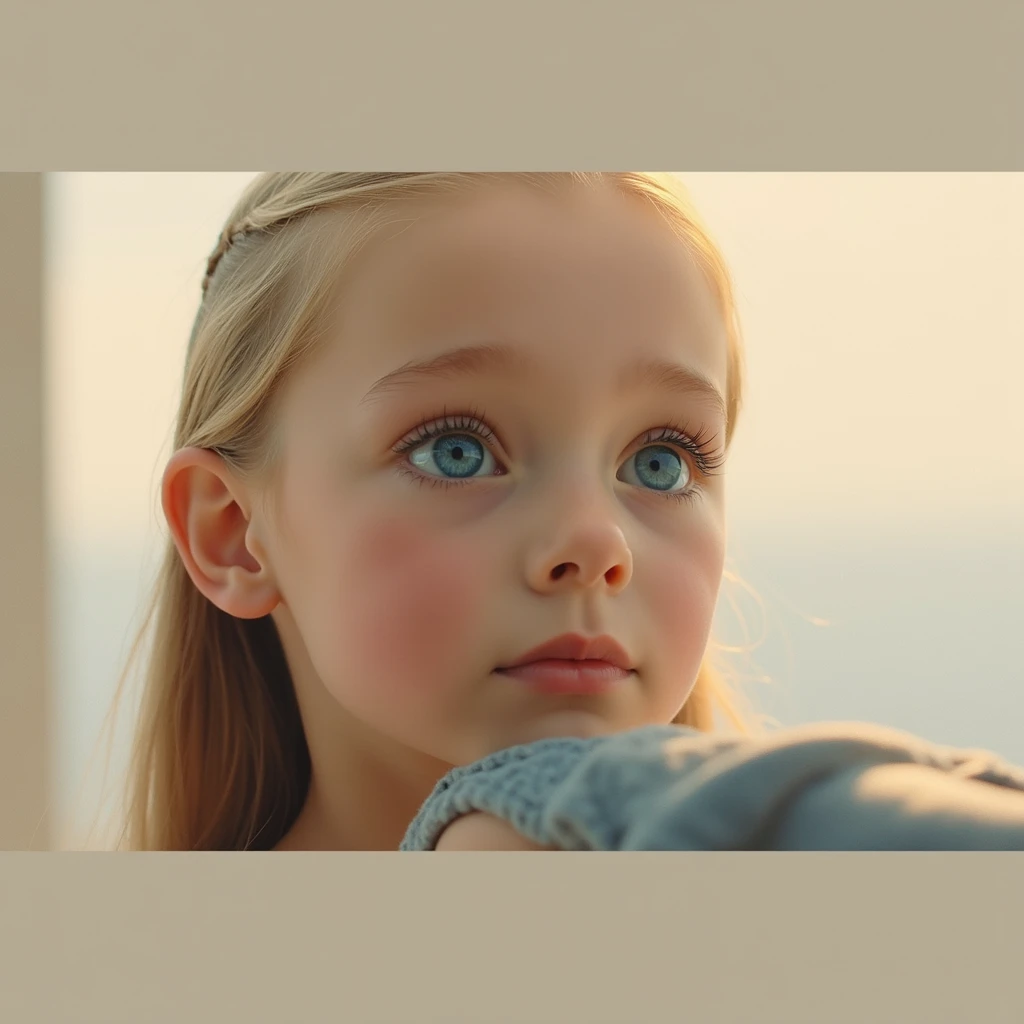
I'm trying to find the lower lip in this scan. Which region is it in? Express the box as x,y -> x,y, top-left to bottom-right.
495,659 -> 633,695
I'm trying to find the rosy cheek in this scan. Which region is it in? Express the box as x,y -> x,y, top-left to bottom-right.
647,533 -> 725,668
341,515 -> 488,696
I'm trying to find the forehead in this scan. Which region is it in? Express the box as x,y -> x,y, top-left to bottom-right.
296,183 -> 728,415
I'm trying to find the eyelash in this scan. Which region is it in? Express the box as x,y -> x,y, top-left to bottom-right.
391,405 -> 725,506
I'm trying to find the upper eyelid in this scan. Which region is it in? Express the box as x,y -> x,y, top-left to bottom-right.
392,410 -> 501,453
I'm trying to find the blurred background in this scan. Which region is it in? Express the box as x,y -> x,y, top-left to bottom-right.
4,172 -> 1022,848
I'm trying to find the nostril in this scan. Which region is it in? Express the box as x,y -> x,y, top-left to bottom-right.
551,563 -> 570,581
605,565 -> 626,587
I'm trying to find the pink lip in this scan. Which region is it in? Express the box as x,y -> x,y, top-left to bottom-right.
496,659 -> 633,695
495,633 -> 636,695
499,632 -> 634,672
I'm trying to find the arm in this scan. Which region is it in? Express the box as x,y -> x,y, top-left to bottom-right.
771,761 -> 1024,850
434,812 -> 556,851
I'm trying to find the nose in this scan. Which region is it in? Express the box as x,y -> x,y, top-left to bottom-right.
524,497 -> 634,596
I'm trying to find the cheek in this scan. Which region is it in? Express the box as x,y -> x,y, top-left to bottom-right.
338,515 -> 491,697
645,527 -> 725,673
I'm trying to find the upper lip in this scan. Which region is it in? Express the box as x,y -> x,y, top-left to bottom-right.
498,633 -> 634,672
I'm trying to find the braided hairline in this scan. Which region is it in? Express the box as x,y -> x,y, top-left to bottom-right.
199,172 -> 611,296
198,171 -> 484,297
201,199 -> 337,296
202,220 -> 260,296
199,172 -> 542,296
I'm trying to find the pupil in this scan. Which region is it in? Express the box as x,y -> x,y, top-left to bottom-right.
452,446 -> 463,460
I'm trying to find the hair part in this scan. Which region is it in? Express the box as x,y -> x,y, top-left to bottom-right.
111,172 -> 760,851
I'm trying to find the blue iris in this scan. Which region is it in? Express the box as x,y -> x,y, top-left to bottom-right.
431,434 -> 485,479
631,445 -> 683,491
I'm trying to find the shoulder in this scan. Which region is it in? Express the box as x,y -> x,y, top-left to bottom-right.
434,812 -> 556,851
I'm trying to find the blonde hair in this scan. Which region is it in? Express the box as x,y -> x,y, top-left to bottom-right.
113,172 -> 761,851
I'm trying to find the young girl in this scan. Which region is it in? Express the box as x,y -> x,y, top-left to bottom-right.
117,172 -> 1024,852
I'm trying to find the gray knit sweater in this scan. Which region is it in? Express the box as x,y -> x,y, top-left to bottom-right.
400,722 -> 1024,851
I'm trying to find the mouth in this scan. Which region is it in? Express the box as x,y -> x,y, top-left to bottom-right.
495,633 -> 636,695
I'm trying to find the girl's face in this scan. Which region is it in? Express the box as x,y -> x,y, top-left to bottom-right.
263,183 -> 730,766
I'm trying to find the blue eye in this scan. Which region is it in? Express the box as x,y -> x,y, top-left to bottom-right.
393,407 -> 720,506
617,444 -> 692,494
409,432 -> 499,480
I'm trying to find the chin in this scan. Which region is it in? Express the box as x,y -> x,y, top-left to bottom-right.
445,710 -> 638,765
506,710 -> 622,746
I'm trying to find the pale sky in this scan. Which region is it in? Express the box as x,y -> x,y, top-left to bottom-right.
45,173 -> 1023,552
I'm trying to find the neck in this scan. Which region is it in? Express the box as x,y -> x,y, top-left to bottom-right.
275,726 -> 451,851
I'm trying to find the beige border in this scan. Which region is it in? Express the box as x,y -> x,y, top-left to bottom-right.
2,853 -> 1024,1021
2,0 -> 1023,1020
0,174 -> 48,852
0,2 -> 1020,169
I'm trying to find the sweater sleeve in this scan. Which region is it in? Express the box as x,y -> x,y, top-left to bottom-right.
399,722 -> 1024,851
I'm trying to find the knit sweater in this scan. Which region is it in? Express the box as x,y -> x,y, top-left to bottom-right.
401,722 -> 1024,851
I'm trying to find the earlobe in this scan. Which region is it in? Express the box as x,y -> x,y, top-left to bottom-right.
161,447 -> 281,620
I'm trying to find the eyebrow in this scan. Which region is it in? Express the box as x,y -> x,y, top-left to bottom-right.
359,341 -> 727,421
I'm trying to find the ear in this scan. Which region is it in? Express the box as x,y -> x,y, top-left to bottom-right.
161,447 -> 281,620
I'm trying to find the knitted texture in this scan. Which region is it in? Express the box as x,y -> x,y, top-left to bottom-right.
400,722 -> 1024,851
